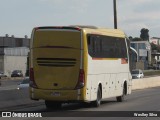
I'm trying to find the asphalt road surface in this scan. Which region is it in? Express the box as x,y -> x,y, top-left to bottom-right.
0,79 -> 21,90
1,87 -> 160,111
0,79 -> 160,120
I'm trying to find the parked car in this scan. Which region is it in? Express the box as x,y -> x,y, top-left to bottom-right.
0,71 -> 7,79
17,77 -> 29,90
11,70 -> 23,77
131,69 -> 144,79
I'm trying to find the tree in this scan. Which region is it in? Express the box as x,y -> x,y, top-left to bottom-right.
140,28 -> 149,41
131,37 -> 143,41
128,36 -> 133,40
151,43 -> 160,52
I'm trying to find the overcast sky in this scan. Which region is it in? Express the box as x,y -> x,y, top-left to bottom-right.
0,0 -> 160,38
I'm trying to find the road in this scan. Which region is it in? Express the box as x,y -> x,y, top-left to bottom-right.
0,79 -> 21,90
0,79 -> 160,120
0,78 -> 42,109
1,87 -> 160,111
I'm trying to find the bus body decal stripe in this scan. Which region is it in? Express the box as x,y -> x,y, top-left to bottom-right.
121,58 -> 128,64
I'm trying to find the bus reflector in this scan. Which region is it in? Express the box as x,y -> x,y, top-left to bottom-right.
75,69 -> 85,89
29,68 -> 38,88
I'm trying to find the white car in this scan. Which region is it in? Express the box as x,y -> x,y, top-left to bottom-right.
17,77 -> 29,90
0,72 -> 7,79
131,69 -> 144,79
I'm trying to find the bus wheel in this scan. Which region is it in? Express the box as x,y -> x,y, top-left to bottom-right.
45,100 -> 62,110
116,86 -> 125,102
92,87 -> 102,107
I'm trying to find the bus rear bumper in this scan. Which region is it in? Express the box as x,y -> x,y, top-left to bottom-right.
30,87 -> 85,102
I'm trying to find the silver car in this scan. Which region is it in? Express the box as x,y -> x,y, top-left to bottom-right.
17,77 -> 29,90
131,69 -> 144,79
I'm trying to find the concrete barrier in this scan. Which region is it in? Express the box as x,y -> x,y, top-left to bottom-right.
132,76 -> 160,90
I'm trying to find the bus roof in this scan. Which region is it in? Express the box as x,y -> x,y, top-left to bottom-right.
34,25 -> 126,38
68,25 -> 126,38
69,25 -> 126,38
82,28 -> 126,38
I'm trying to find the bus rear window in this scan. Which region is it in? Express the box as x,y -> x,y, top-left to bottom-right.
33,30 -> 81,49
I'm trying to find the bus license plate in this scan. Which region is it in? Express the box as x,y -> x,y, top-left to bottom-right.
51,92 -> 61,96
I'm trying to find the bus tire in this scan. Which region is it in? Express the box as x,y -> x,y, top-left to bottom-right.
116,86 -> 125,102
45,100 -> 62,110
92,87 -> 102,107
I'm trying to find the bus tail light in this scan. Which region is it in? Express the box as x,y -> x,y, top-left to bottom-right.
29,68 -> 38,88
75,69 -> 85,89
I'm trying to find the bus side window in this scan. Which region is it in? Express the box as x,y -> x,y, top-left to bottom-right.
87,36 -> 91,45
120,39 -> 127,58
127,38 -> 131,55
87,35 -> 94,57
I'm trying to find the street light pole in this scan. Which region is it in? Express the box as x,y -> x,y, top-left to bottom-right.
113,0 -> 117,29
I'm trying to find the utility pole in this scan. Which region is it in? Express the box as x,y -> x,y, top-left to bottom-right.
113,0 -> 117,29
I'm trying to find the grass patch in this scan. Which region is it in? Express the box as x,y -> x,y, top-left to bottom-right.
143,70 -> 160,76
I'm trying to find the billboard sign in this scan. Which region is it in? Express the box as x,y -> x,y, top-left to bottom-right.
139,49 -> 147,56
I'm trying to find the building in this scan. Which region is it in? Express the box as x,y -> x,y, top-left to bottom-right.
0,35 -> 30,76
150,37 -> 160,45
131,41 -> 151,70
150,37 -> 160,63
0,35 -> 29,47
0,47 -> 29,76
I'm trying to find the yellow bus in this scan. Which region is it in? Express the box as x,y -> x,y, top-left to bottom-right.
29,26 -> 132,109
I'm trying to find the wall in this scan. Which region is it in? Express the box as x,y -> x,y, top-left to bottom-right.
132,76 -> 160,90
4,47 -> 29,56
4,56 -> 27,76
0,56 -> 4,72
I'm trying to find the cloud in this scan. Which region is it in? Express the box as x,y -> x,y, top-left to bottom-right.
117,0 -> 160,37
119,23 -> 149,37
132,0 -> 152,3
36,0 -> 94,19
38,0 -> 90,10
0,0 -> 159,37
120,11 -> 160,24
122,0 -> 153,5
